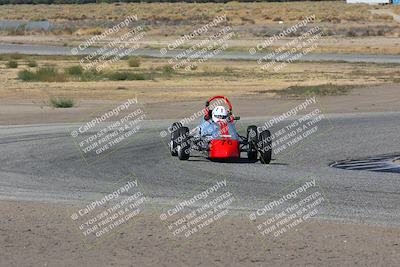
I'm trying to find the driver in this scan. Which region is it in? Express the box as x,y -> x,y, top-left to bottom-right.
211,106 -> 228,123
199,105 -> 238,140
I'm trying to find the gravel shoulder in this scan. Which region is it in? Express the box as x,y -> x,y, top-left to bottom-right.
2,200 -> 399,267
0,84 -> 399,125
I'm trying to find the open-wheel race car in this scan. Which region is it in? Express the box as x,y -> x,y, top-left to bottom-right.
169,96 -> 272,164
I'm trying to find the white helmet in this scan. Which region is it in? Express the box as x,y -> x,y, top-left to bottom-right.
212,106 -> 228,123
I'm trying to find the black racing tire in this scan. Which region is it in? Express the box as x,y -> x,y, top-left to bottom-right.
177,127 -> 190,160
259,130 -> 272,164
170,122 -> 183,156
247,125 -> 258,160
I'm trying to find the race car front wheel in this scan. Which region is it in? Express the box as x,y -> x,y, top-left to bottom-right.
247,125 -> 258,160
259,130 -> 272,164
170,122 -> 183,156
177,126 -> 190,160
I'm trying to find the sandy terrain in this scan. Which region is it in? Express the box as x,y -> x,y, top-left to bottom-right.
0,83 -> 399,125
3,56 -> 398,102
1,200 -> 399,266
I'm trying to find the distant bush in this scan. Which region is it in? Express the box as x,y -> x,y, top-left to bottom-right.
49,97 -> 74,108
128,57 -> 141,67
6,60 -> 18,68
18,67 -> 66,82
271,83 -> 356,97
107,72 -> 129,81
66,65 -> 83,75
80,69 -> 103,81
9,53 -> 23,60
162,64 -> 175,74
18,69 -> 35,81
18,66 -> 153,82
36,67 -> 66,82
27,60 -> 38,67
187,65 -> 198,71
107,71 -> 151,81
223,67 -> 234,73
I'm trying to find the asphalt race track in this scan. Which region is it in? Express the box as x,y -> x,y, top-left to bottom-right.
2,43 -> 400,64
331,154 -> 400,173
0,112 -> 400,226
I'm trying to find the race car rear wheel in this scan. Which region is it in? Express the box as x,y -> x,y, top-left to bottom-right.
259,130 -> 272,164
177,126 -> 190,160
170,122 -> 183,156
247,125 -> 258,160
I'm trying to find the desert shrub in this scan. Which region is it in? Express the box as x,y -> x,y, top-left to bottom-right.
223,67 -> 234,73
128,57 -> 141,67
18,69 -> 35,81
80,69 -> 103,81
49,97 -> 74,108
271,83 -> 355,97
9,53 -> 23,60
66,65 -> 83,75
27,60 -> 38,67
6,60 -> 18,68
17,67 -> 66,82
36,67 -> 66,82
162,64 -> 175,74
107,71 -> 151,81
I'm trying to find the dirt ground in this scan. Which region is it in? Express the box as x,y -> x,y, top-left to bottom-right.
1,200 -> 399,267
1,2 -> 400,55
0,83 -> 399,125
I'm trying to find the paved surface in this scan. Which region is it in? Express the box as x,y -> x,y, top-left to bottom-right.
2,43 -> 400,63
0,112 -> 400,226
331,154 -> 400,173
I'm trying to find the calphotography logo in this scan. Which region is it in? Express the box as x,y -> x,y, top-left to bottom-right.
69,176 -> 147,246
249,15 -> 324,71
250,177 -> 328,243
159,179 -> 235,240
70,97 -> 146,164
160,14 -> 227,55
254,97 -> 333,159
70,15 -> 146,71
159,14 -> 235,71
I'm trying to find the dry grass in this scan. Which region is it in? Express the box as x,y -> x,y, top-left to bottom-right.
269,83 -> 358,97
0,2 -> 386,24
0,3 -> 399,55
0,55 -> 399,102
392,5 -> 400,15
0,2 -> 398,39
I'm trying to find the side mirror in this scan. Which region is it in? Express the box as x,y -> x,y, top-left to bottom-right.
234,116 -> 240,120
